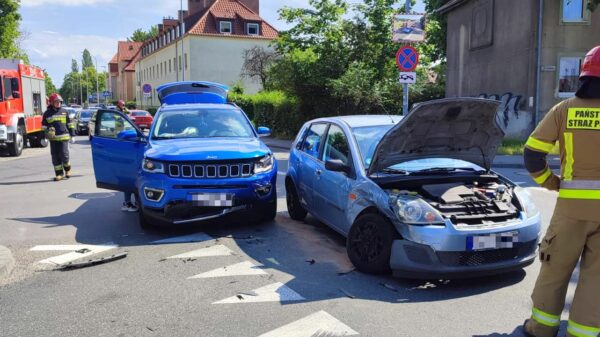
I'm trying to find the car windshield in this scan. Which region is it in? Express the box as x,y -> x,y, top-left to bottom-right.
152,108 -> 254,139
132,111 -> 149,116
80,111 -> 92,118
386,158 -> 484,173
352,125 -> 394,167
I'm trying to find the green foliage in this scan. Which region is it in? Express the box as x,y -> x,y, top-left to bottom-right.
126,101 -> 137,109
82,49 -> 94,69
147,107 -> 158,116
0,0 -> 28,60
43,71 -> 57,94
71,59 -> 79,73
129,26 -> 159,42
230,80 -> 245,95
59,61 -> 107,105
228,92 -> 255,119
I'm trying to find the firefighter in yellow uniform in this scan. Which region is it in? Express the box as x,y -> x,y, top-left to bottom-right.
42,93 -> 75,181
523,45 -> 600,337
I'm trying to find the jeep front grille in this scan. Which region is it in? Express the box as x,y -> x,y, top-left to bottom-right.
168,163 -> 254,179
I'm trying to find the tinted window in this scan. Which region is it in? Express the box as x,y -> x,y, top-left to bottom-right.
80,111 -> 93,118
97,111 -> 136,138
152,108 -> 254,139
322,124 -> 350,166
3,77 -> 13,100
301,123 -> 327,159
352,125 -> 394,167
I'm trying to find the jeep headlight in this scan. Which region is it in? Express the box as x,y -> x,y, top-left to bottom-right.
142,158 -> 165,174
255,154 -> 274,174
514,187 -> 539,219
390,194 -> 444,225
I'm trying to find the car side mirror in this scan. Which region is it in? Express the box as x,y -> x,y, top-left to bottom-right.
117,129 -> 139,141
257,126 -> 271,137
325,159 -> 352,175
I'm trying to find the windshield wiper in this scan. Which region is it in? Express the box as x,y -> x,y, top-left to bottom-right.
409,167 -> 484,175
382,168 -> 409,175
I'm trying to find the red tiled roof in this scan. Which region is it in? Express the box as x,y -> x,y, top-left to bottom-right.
109,53 -> 118,64
124,50 -> 141,72
188,0 -> 278,39
118,41 -> 143,62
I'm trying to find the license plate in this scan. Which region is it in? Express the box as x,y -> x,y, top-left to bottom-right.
189,193 -> 234,207
139,124 -> 148,128
466,231 -> 519,251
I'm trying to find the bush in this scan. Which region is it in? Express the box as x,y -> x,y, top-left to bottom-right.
126,101 -> 137,109
148,108 -> 158,116
229,93 -> 255,120
252,91 -> 300,139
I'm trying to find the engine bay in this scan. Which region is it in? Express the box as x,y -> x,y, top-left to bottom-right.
386,180 -> 521,226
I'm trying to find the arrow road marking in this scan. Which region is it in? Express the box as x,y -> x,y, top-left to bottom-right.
168,245 -> 234,259
188,261 -> 267,279
258,311 -> 359,337
213,282 -> 305,304
30,244 -> 117,265
151,232 -> 214,244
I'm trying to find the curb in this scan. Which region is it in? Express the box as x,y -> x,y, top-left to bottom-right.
0,245 -> 14,279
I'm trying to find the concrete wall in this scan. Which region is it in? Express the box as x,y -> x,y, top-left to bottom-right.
136,35 -> 272,107
445,0 -> 538,139
538,1 -> 600,113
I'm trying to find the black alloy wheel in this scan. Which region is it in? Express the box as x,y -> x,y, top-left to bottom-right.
346,213 -> 398,274
286,180 -> 307,221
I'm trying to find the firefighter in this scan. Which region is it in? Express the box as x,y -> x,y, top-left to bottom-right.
42,94 -> 74,181
523,45 -> 600,337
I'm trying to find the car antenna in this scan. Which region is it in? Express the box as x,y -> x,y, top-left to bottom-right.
375,96 -> 396,123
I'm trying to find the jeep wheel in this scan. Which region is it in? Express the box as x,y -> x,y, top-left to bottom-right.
346,213 -> 398,274
8,125 -> 24,157
286,180 -> 307,221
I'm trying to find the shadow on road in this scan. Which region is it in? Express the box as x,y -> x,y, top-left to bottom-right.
472,321 -> 568,337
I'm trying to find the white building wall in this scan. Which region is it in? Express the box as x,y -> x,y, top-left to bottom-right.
136,35 -> 272,108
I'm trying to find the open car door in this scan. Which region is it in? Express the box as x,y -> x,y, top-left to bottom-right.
90,109 -> 145,193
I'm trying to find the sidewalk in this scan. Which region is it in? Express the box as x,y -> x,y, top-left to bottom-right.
0,245 -> 14,279
262,137 -> 560,169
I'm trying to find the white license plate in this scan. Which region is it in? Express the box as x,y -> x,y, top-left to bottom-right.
467,231 -> 519,251
189,193 -> 234,207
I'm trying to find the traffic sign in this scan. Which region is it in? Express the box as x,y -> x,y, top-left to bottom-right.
398,72 -> 417,84
142,83 -> 152,98
396,46 -> 419,72
102,91 -> 112,97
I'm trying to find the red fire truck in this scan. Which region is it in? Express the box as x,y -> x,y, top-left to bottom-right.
0,59 -> 47,157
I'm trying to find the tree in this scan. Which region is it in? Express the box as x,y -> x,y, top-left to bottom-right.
82,49 -> 93,69
0,0 -> 28,60
242,46 -> 279,89
44,71 -> 57,94
128,26 -> 159,42
71,59 -> 79,73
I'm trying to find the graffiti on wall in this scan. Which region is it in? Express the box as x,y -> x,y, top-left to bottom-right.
478,93 -> 522,129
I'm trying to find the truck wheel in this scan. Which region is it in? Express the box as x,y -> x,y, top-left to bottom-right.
8,125 -> 24,156
346,213 -> 398,274
37,133 -> 48,148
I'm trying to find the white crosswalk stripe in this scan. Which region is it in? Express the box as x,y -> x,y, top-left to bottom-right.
258,311 -> 359,337
30,243 -> 117,265
188,261 -> 267,279
168,245 -> 234,259
151,232 -> 214,244
213,282 -> 305,304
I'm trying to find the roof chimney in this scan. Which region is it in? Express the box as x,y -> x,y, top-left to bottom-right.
239,0 -> 259,14
187,0 -> 217,17
178,9 -> 189,21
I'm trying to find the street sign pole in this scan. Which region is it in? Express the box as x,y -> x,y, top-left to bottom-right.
403,83 -> 409,115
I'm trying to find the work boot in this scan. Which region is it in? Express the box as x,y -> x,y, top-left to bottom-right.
522,320 -> 534,337
54,175 -> 64,181
65,170 -> 72,178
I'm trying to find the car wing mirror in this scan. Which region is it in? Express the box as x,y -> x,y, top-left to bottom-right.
257,126 -> 271,137
117,129 -> 140,141
325,159 -> 352,175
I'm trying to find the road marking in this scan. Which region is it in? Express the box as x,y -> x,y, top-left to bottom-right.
30,243 -> 117,265
151,232 -> 214,244
278,171 -> 287,176
213,282 -> 305,304
258,311 -> 359,337
168,245 -> 234,259
189,261 -> 267,279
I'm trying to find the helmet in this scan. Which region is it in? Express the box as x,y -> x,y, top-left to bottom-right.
49,93 -> 63,103
580,45 -> 600,79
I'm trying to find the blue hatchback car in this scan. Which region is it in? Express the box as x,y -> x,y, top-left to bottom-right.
285,98 -> 541,279
89,82 -> 277,228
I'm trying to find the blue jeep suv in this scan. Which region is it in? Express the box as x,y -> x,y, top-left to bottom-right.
89,82 -> 277,228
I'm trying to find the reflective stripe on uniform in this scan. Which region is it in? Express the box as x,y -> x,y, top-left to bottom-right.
531,308 -> 561,327
564,132 -> 574,181
559,189 -> 600,200
567,320 -> 600,337
526,137 -> 555,153
46,117 -> 67,123
533,168 -> 552,184
54,165 -> 63,170
51,134 -> 70,141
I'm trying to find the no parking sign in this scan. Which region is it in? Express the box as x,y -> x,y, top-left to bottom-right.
396,46 -> 419,72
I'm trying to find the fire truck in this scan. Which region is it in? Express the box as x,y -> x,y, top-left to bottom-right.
0,59 -> 47,157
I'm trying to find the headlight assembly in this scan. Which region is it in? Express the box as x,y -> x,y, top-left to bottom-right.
142,158 -> 165,174
390,194 -> 445,225
255,154 -> 274,174
514,187 -> 540,219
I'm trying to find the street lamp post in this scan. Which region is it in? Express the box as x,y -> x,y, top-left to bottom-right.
94,56 -> 100,105
101,65 -> 107,105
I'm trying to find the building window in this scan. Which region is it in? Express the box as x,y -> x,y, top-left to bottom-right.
558,56 -> 584,98
179,56 -> 182,70
220,21 -> 232,34
562,0 -> 589,22
247,23 -> 259,35
185,53 -> 188,70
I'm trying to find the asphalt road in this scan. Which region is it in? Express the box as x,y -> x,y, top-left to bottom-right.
0,138 -> 575,337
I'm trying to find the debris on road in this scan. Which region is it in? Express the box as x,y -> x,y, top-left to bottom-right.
238,291 -> 258,297
146,327 -> 155,332
266,258 -> 280,265
340,288 -> 356,299
59,252 -> 128,270
305,259 -> 316,265
381,283 -> 398,292
74,248 -> 91,254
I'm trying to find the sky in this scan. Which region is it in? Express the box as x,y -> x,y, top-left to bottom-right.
19,0 -> 425,88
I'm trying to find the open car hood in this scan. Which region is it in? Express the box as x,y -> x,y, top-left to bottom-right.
368,98 -> 503,175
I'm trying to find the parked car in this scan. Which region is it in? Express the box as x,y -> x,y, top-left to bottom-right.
285,98 -> 541,279
73,109 -> 94,135
89,82 -> 277,229
129,110 -> 153,130
106,105 -> 117,110
64,107 -> 77,120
